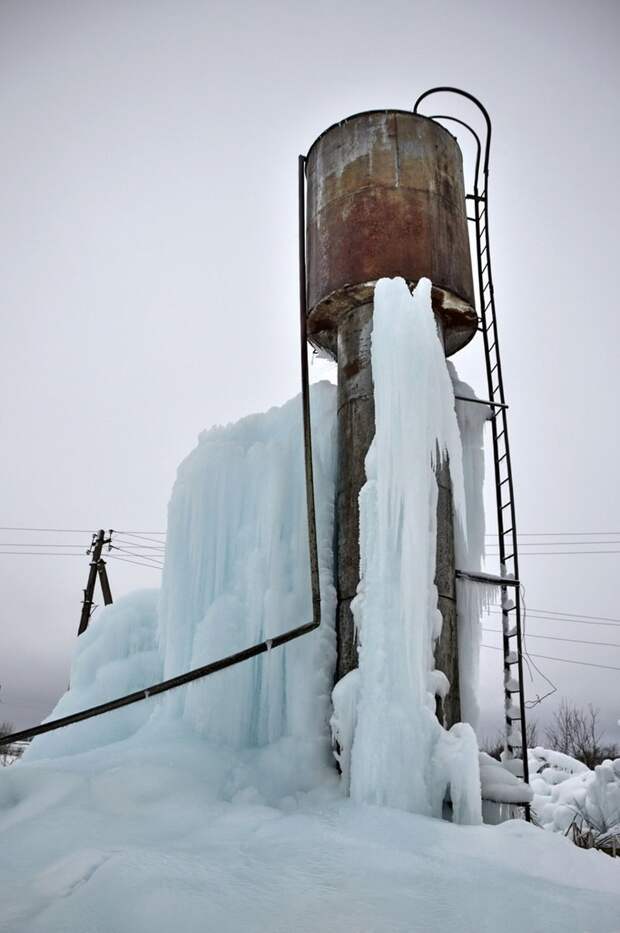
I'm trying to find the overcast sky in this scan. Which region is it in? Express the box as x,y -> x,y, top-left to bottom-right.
1,0 -> 619,745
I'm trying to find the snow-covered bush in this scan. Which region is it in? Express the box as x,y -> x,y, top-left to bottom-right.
530,746 -> 620,852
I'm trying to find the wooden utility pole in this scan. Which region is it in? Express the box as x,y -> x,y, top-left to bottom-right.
77,529 -> 113,636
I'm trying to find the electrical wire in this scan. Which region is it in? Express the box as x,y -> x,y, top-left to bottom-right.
486,549 -> 620,555
493,540 -> 620,547
106,554 -> 163,571
488,608 -> 620,627
110,545 -> 164,564
482,628 -> 620,649
486,531 -> 620,537
480,644 -> 620,672
0,542 -> 91,548
115,530 -> 166,538
112,538 -> 165,551
0,526 -> 95,533
518,584 -> 557,708
0,551 -> 86,557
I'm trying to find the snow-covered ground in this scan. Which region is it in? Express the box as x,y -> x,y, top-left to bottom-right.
1,278 -> 618,931
2,730 -> 620,933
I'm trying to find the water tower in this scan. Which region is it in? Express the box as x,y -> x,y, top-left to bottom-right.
299,90 -> 530,773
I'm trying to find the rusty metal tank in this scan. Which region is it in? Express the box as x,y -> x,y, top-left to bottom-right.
305,110 -> 477,357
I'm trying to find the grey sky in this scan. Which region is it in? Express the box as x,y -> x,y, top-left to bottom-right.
1,0 -> 619,745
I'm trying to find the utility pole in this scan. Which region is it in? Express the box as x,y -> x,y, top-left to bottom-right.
77,529 -> 113,636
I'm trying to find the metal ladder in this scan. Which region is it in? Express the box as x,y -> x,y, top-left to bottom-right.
414,88 -> 530,799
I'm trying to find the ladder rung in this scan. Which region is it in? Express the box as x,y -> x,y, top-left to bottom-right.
499,453 -> 508,463
503,526 -> 513,536
481,261 -> 489,276
491,362 -> 498,374
488,341 -> 496,354
499,476 -> 510,486
483,281 -> 491,293
504,552 -> 514,562
480,243 -> 488,257
501,501 -> 512,510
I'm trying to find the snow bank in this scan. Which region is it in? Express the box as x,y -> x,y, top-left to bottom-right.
530,747 -> 620,839
479,751 -> 533,805
2,746 -> 619,933
347,277 -> 480,822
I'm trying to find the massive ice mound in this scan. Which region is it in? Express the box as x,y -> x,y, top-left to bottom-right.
25,383 -> 339,796
24,278 -> 489,824
158,380 -> 338,752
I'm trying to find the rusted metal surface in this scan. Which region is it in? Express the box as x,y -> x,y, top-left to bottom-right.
305,110 -> 476,358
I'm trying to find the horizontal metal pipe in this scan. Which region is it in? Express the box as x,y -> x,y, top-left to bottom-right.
0,619 -> 319,747
454,395 -> 508,410
456,569 -> 520,587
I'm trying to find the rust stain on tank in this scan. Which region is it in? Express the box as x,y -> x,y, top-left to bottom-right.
305,110 -> 477,358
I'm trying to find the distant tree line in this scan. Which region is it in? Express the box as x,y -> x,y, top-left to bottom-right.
482,699 -> 619,769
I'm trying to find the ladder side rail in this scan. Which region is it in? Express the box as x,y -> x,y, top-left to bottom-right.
476,143 -> 531,797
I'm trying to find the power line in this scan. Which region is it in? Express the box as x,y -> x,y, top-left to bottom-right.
0,551 -> 86,557
106,554 -> 163,571
486,531 -> 620,537
486,549 -> 620,556
0,526 -> 95,533
482,628 -> 620,649
529,607 -> 620,623
488,608 -> 620,629
113,538 -> 165,551
481,644 -> 620,672
489,606 -> 620,625
0,542 -> 90,548
490,540 -> 620,547
116,530 -> 166,537
109,545 -> 164,567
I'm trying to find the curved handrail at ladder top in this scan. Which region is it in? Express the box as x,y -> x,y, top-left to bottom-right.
414,87 -> 491,190
414,89 -> 530,807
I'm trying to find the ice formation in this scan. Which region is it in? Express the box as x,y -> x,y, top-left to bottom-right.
26,382 -> 339,797
26,277 -> 491,823
5,277 -> 620,931
449,365 -> 495,732
158,381 -> 338,754
345,277 -> 481,823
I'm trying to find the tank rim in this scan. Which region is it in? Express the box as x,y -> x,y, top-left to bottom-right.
305,109 -> 457,162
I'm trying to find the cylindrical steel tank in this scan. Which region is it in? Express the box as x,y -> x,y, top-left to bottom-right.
306,110 -> 477,357
305,111 -> 474,723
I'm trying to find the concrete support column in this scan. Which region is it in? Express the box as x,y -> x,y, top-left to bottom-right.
433,459 -> 461,728
335,302 -> 375,682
